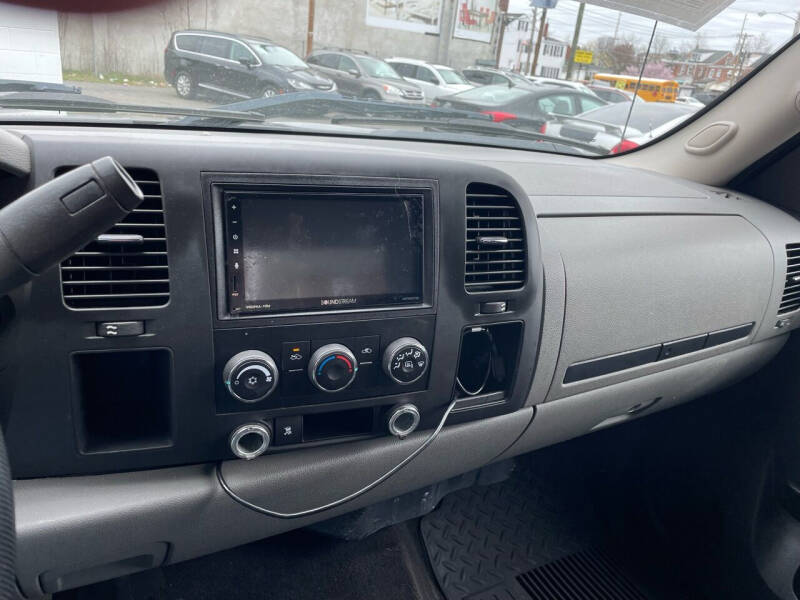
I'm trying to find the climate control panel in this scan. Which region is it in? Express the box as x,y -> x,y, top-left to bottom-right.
214,317 -> 435,414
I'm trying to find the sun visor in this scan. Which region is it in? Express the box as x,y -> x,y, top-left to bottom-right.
578,0 -> 735,31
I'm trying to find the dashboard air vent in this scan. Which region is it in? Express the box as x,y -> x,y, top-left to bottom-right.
780,243 -> 800,314
465,183 -> 526,292
59,167 -> 169,309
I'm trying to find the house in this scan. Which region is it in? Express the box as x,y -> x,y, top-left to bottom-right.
498,15 -> 534,72
498,14 -> 568,79
536,37 -> 568,79
667,48 -> 732,86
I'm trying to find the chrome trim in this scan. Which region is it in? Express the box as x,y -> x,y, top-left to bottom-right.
197,82 -> 251,99
173,32 -> 262,67
387,404 -> 421,439
229,423 -> 271,460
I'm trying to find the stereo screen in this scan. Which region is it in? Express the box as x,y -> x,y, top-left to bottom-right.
230,194 -> 424,314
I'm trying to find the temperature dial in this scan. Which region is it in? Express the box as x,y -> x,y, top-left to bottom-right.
223,350 -> 279,403
309,344 -> 358,393
383,337 -> 429,385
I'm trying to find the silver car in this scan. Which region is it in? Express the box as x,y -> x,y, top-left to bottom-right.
306,50 -> 424,104
385,58 -> 472,102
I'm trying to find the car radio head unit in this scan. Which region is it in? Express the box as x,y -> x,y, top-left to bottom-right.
223,189 -> 426,315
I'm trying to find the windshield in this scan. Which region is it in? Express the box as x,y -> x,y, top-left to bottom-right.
251,43 -> 308,69
437,68 -> 468,85
0,0 -> 795,157
354,56 -> 402,79
579,102 -> 695,131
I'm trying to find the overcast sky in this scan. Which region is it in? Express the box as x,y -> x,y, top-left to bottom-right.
507,0 -> 799,53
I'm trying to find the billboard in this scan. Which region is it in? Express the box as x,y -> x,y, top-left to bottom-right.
453,0 -> 498,43
365,0 -> 443,34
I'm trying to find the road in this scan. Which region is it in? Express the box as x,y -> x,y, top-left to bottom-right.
75,81 -> 212,109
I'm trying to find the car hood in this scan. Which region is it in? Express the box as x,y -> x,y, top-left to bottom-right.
373,78 -> 421,92
444,84 -> 473,93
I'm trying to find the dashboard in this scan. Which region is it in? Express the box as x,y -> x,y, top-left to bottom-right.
3,125 -> 800,597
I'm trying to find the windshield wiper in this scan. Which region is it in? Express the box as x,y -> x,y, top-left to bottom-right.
0,92 -> 266,122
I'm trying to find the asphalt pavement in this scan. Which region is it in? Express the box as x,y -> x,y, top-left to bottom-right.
74,81 -> 212,109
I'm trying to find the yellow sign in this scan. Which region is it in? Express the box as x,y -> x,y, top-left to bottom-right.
573,50 -> 593,64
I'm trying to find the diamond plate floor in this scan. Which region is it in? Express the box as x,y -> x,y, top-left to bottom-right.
420,459 -> 599,600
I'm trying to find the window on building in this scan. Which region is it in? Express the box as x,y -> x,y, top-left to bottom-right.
541,66 -> 560,78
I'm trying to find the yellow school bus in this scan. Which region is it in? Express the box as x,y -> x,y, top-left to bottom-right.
593,74 -> 679,102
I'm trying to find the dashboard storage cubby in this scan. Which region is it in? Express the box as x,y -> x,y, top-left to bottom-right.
455,322 -> 523,402
72,349 -> 173,453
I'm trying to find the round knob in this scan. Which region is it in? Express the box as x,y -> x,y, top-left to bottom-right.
386,403 -> 421,438
383,337 -> 429,385
308,344 -> 358,393
223,350 -> 279,403
229,422 -> 271,460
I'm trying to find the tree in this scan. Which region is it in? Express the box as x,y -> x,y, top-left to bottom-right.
589,37 -> 638,74
623,61 -> 676,79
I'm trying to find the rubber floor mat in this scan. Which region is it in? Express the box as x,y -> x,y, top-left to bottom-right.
420,463 -> 601,600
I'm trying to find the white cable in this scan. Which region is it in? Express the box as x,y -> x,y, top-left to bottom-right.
216,399 -> 458,519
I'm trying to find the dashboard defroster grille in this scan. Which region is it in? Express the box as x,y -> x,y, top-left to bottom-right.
780,243 -> 800,315
59,167 -> 170,309
465,183 -> 526,292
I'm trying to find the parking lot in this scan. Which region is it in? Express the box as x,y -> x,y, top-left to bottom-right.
75,81 -> 211,109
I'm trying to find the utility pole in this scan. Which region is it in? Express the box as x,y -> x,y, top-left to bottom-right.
306,0 -> 315,55
565,2 -> 585,80
530,8 -> 547,76
733,13 -> 748,83
524,9 -> 537,74
495,0 -> 510,68
612,11 -> 621,44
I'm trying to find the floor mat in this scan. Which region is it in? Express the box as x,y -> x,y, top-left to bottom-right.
419,447 -> 692,600
420,462 -> 600,600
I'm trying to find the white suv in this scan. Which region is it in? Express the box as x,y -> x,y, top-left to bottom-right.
385,57 -> 473,102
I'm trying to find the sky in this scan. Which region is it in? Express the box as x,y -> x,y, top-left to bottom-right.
506,0 -> 799,53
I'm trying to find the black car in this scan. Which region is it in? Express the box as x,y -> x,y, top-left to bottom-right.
164,30 -> 336,100
461,67 -> 536,88
435,84 -> 606,125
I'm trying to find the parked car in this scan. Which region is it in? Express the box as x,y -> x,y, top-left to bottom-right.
675,95 -> 707,108
306,50 -> 424,103
434,84 -> 607,125
384,57 -> 472,101
527,76 -> 599,96
164,30 -> 337,99
587,85 -> 634,103
462,67 -> 535,88
542,100 -> 697,154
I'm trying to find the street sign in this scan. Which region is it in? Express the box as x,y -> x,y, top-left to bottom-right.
573,49 -> 593,64
529,0 -> 558,8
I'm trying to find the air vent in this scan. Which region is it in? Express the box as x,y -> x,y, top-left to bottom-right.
781,243 -> 800,315
465,183 -> 526,292
59,168 -> 169,309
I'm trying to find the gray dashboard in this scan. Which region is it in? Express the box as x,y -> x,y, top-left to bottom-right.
3,126 -> 799,597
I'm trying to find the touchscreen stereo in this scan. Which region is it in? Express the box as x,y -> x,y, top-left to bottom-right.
223,188 -> 428,315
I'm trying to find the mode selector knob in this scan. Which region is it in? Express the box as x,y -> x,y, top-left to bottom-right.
223,350 -> 279,403
309,344 -> 358,393
383,337 -> 429,385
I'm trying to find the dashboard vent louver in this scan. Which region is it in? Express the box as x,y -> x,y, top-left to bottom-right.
59,167 -> 170,309
465,183 -> 526,292
780,243 -> 800,315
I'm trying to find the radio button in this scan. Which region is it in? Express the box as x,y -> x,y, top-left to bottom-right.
353,335 -> 380,362
282,341 -> 310,372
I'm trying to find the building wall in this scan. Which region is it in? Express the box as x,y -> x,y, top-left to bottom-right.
1,2 -> 62,83
535,39 -> 566,78
58,0 -> 497,77
498,16 -> 533,72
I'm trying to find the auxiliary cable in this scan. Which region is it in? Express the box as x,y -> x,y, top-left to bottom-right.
216,399 -> 458,519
